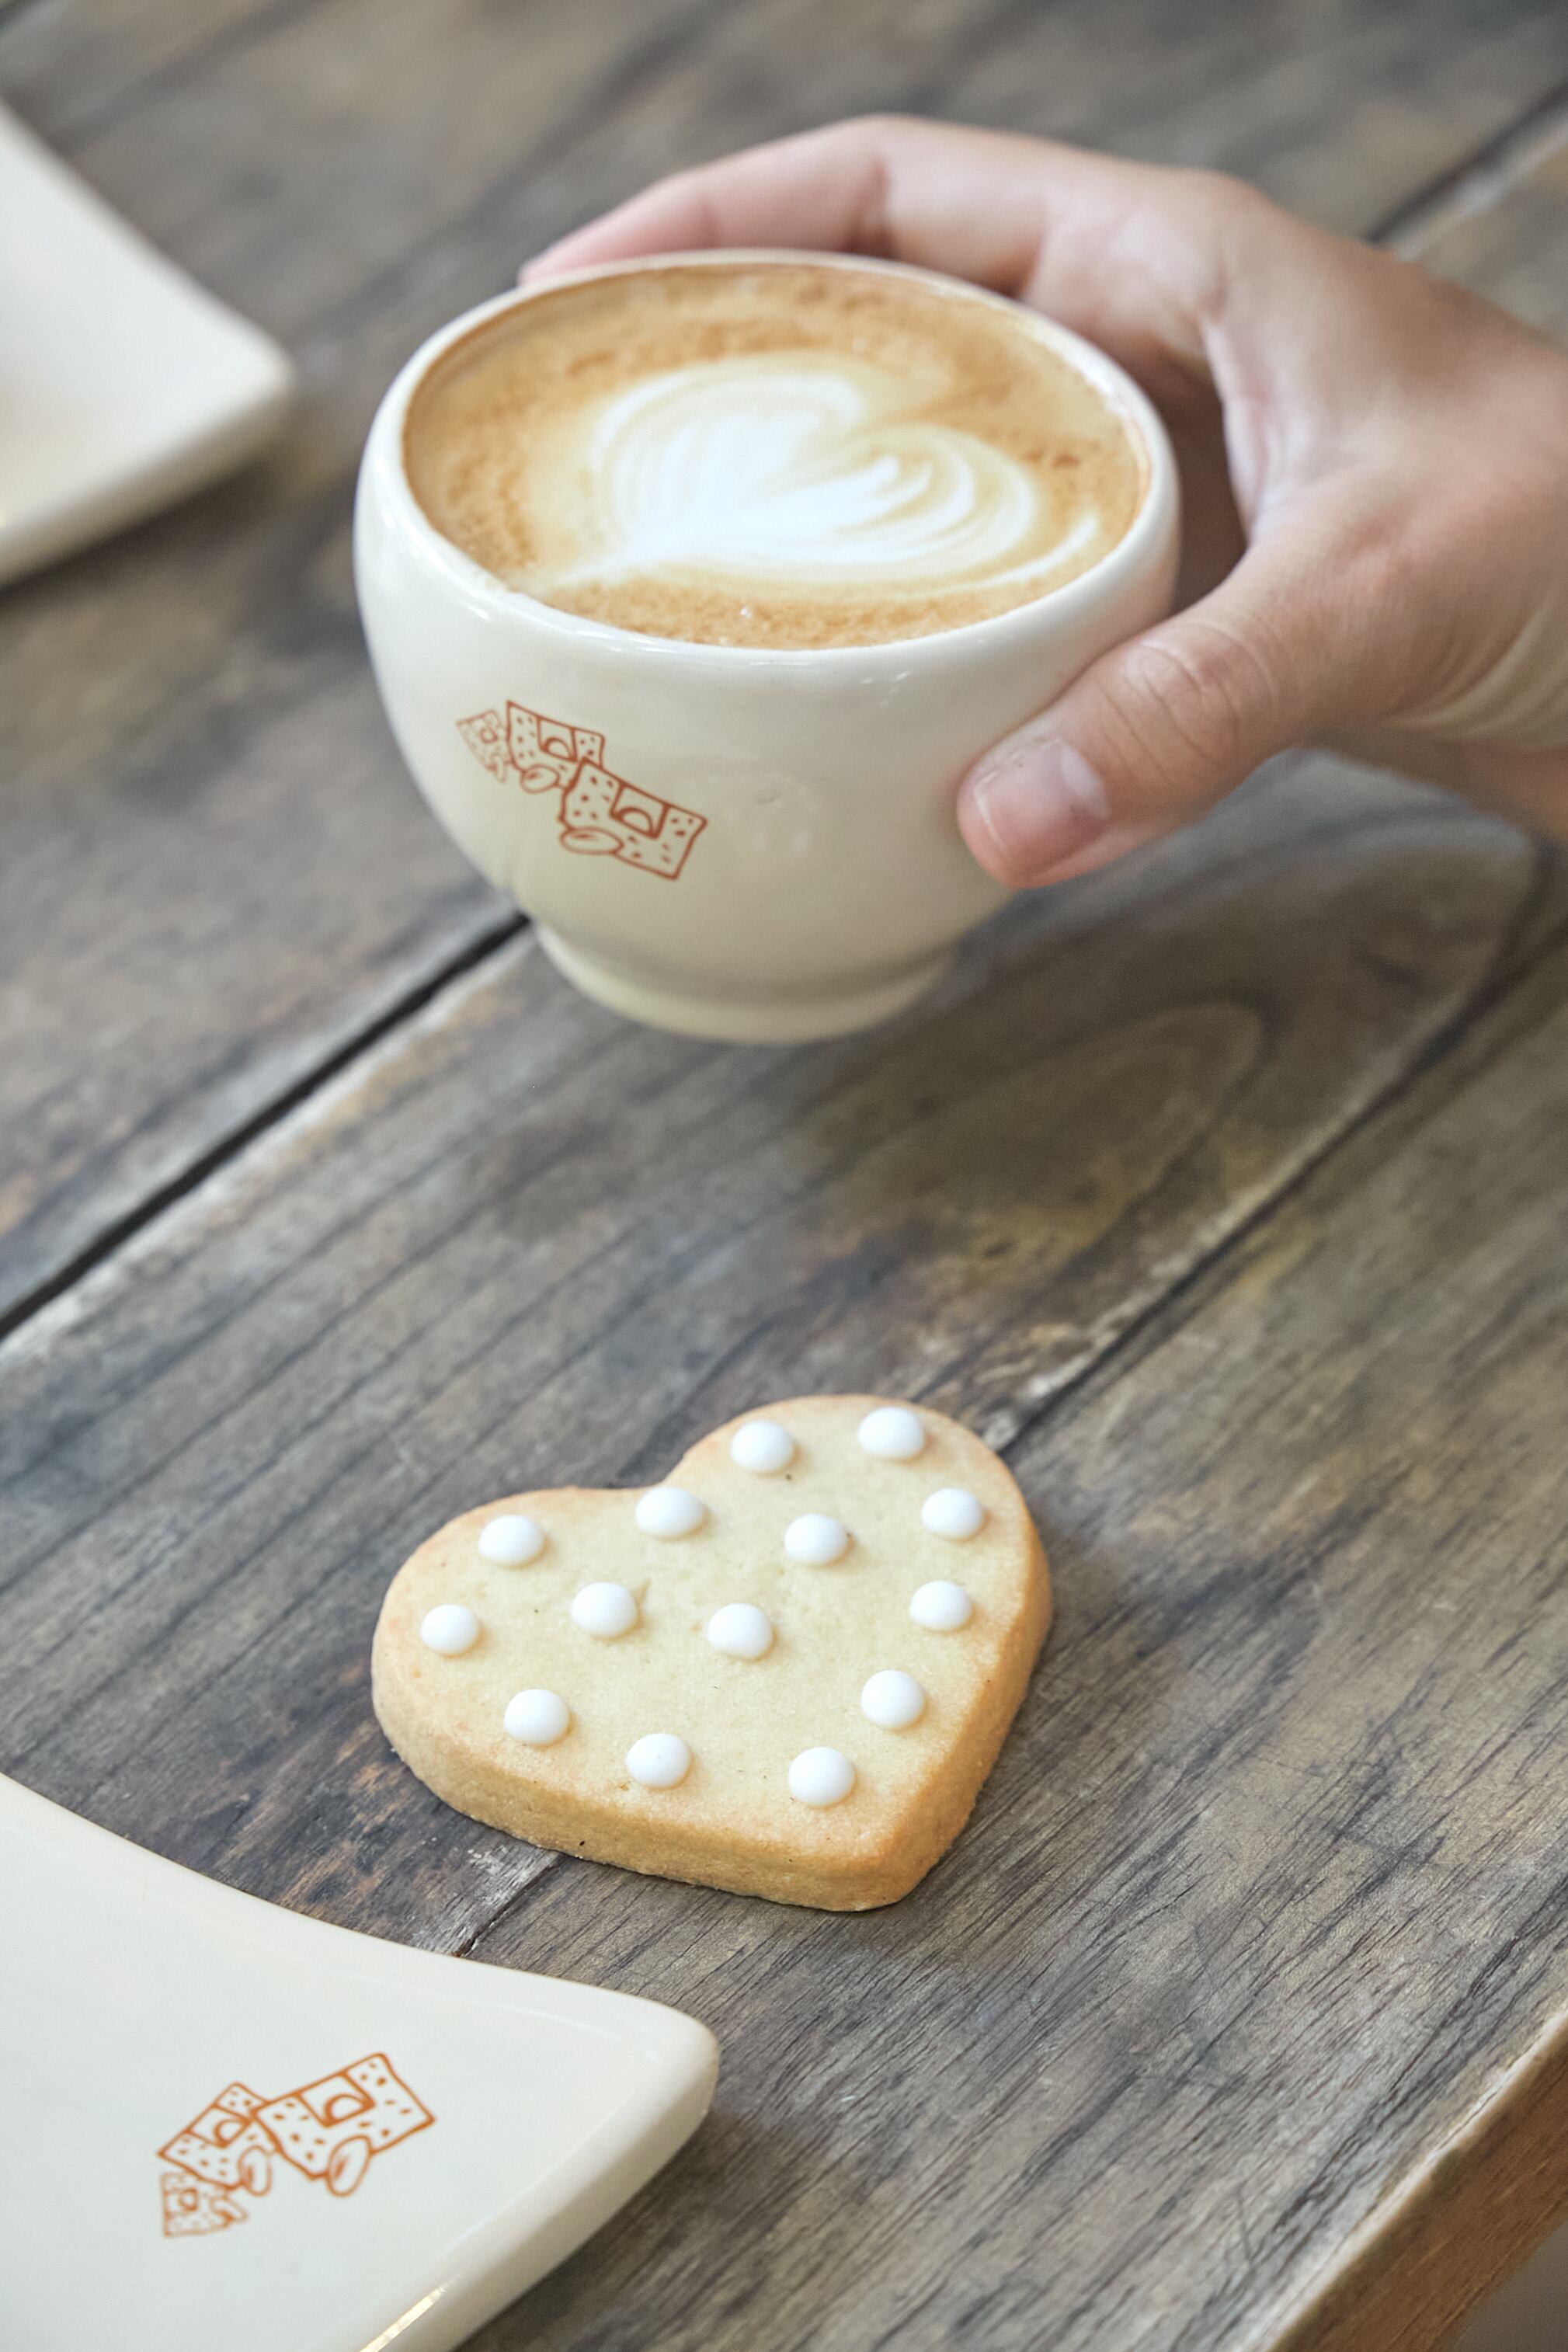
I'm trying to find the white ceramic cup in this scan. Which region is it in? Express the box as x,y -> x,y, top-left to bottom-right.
354,252 -> 1179,1042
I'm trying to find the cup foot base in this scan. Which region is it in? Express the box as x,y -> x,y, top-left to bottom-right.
536,931 -> 951,1043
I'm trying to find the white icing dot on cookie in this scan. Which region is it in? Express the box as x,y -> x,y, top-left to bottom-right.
478,1513 -> 545,1566
861,1670 -> 926,1730
706,1602 -> 774,1660
784,1513 -> 850,1566
857,1405 -> 926,1461
729,1418 -> 796,1474
419,1603 -> 479,1656
503,1689 -> 570,1745
788,1748 -> 857,1807
627,1733 -> 691,1788
635,1485 -> 707,1538
909,1579 -> 974,1632
921,1487 -> 986,1540
570,1581 -> 639,1638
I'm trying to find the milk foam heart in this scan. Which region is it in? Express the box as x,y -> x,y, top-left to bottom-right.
404,261 -> 1146,649
373,1396 -> 1052,1908
546,357 -> 1093,604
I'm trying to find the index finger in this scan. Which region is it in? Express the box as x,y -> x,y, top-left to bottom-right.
522,117 -> 1212,392
527,119 -> 1044,290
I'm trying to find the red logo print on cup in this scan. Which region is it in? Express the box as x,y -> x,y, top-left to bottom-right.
457,701 -> 707,881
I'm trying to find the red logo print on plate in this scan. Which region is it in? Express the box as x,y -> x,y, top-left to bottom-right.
457,701 -> 706,881
156,2052 -> 434,2235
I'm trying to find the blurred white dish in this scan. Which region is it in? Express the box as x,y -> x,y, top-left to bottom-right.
0,1775 -> 717,2351
0,99 -> 294,587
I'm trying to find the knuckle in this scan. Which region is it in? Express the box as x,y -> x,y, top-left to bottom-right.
1170,164 -> 1250,213
1163,168 -> 1300,310
1168,165 -> 1276,237
1113,618 -> 1278,788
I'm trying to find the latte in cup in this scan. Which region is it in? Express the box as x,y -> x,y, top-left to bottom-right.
403,259 -> 1148,650
358,254 -> 1177,1039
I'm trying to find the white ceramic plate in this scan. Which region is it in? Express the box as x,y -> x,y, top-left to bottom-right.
0,1775 -> 718,2350
0,98 -> 294,587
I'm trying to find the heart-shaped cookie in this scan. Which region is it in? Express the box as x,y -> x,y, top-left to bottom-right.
372,1398 -> 1050,1910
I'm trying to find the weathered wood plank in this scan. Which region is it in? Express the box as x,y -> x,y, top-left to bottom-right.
451,931 -> 1568,2352
9,0 -> 1568,245
2,45 -> 1568,2350
0,766 -> 1542,1945
3,779 -> 1563,2343
2,133 -> 1566,2346
1,0 -> 1565,1318
0,0 -> 715,1320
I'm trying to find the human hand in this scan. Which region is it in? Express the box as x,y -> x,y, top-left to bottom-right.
527,117 -> 1568,888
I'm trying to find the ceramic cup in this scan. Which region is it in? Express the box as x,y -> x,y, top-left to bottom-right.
354,252 -> 1179,1043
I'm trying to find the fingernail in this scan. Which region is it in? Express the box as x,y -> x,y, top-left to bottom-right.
965,740 -> 1111,881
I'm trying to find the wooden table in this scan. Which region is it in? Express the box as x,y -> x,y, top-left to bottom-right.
5,5 -> 1568,2346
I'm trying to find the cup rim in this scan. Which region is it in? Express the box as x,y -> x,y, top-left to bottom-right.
366,248 -> 1179,668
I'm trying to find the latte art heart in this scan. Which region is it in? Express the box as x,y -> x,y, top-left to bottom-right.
551,357 -> 1096,597
405,259 -> 1146,646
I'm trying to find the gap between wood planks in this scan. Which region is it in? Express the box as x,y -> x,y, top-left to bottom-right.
1371,75 -> 1568,249
2,85 -> 1564,1380
0,913 -> 521,1352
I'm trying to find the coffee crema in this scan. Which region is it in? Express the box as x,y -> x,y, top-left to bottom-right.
404,262 -> 1147,650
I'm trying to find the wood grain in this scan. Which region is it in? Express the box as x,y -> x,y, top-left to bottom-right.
455,938 -> 1568,2352
5,802 -> 1565,2348
3,18 -> 1568,2351
0,771 -> 1539,1938
1,0 -> 1566,1320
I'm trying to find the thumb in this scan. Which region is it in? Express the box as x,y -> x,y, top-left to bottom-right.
958,549 -> 1338,887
